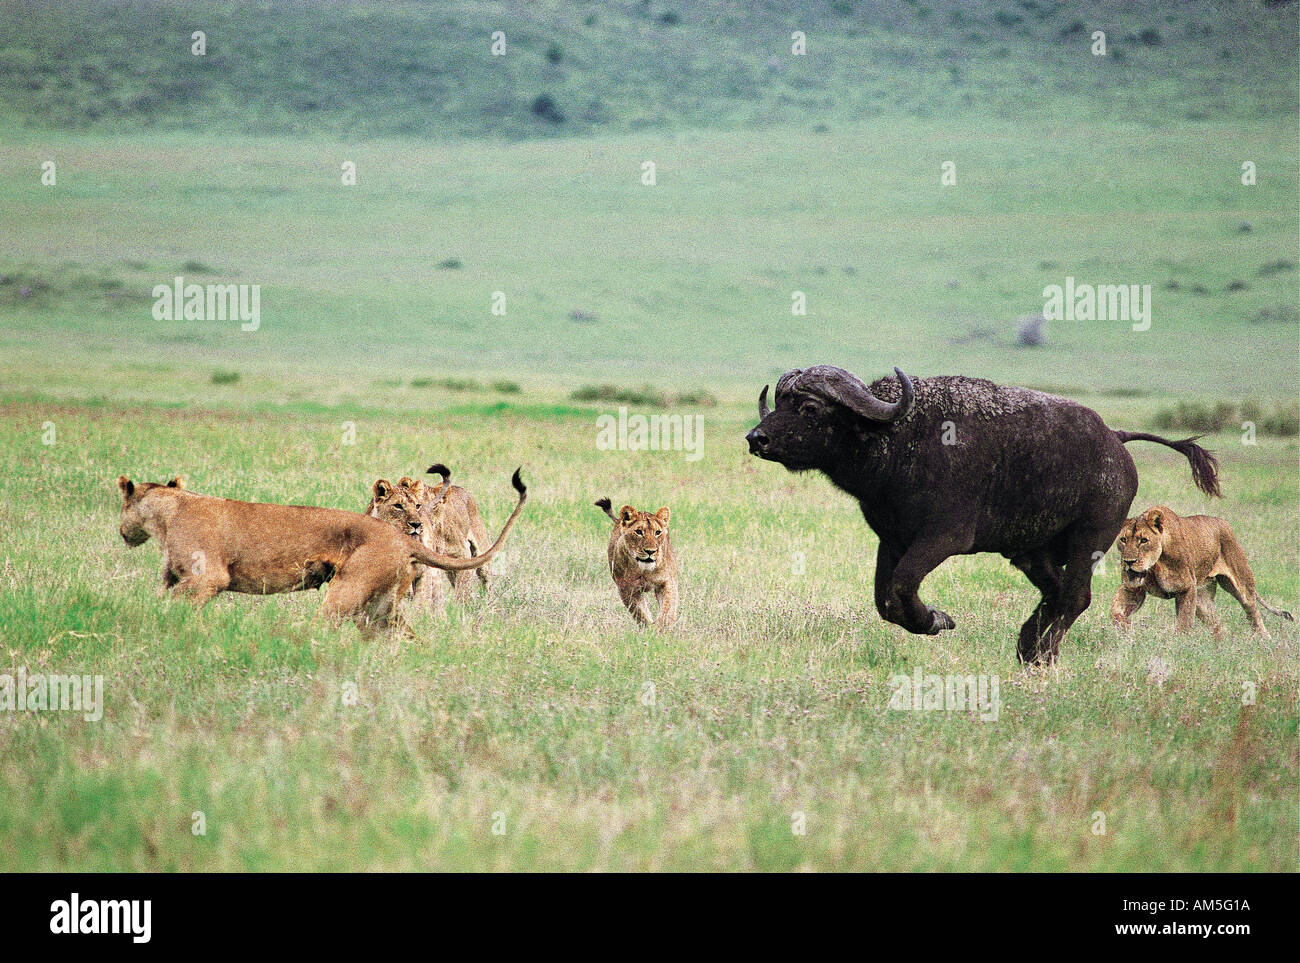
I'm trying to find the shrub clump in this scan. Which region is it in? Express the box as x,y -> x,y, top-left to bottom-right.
571,384 -> 717,407
1151,399 -> 1298,437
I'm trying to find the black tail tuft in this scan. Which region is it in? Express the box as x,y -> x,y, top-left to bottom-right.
595,497 -> 611,512
511,467 -> 526,496
1115,430 -> 1222,498
425,463 -> 451,482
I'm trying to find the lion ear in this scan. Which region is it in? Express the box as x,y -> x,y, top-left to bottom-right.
397,476 -> 416,489
118,475 -> 135,498
1148,510 -> 1163,532
654,507 -> 670,524
618,506 -> 638,524
372,479 -> 391,499
167,477 -> 185,489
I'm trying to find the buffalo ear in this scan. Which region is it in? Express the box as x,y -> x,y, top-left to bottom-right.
167,477 -> 185,489
654,507 -> 670,525
372,479 -> 391,500
618,505 -> 638,524
118,475 -> 135,498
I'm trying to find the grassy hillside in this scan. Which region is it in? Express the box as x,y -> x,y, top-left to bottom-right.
0,0 -> 1296,138
1,119 -> 1296,399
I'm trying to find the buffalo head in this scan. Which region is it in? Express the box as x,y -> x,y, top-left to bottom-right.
745,365 -> 914,471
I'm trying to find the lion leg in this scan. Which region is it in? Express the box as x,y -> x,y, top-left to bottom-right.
321,551 -> 405,635
1216,572 -> 1269,639
1110,584 -> 1146,633
169,565 -> 229,607
654,579 -> 678,629
1195,583 -> 1225,642
1173,589 -> 1197,633
618,584 -> 652,625
451,554 -> 476,603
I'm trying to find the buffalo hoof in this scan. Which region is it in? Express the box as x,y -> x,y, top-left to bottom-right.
927,609 -> 956,634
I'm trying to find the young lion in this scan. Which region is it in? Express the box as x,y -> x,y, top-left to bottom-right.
1112,505 -> 1293,640
595,498 -> 678,629
118,472 -> 526,633
365,464 -> 492,610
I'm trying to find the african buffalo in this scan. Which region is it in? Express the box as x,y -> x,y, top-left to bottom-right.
745,365 -> 1220,663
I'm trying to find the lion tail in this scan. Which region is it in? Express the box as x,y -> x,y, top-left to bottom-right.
1256,594 -> 1295,622
411,468 -> 526,571
594,497 -> 619,522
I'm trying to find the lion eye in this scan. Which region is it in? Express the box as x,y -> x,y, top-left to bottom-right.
1138,537 -> 1147,545
636,529 -> 644,536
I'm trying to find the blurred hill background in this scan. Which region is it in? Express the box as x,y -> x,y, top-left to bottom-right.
1,0 -> 1296,137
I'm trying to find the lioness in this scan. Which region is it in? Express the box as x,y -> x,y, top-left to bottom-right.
365,464 -> 493,610
1112,505 -> 1293,640
595,498 -> 678,628
117,471 -> 526,633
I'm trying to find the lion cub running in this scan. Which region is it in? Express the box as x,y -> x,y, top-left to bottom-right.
1112,505 -> 1293,640
366,464 -> 493,611
595,498 -> 678,629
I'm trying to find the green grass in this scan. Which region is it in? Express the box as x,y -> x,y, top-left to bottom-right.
0,117 -> 1296,398
0,393 -> 1295,870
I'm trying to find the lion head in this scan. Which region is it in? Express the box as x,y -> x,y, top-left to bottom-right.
612,504 -> 670,572
1116,508 -> 1167,578
117,475 -> 184,546
367,478 -> 426,540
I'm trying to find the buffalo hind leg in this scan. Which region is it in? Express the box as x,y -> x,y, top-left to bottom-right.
1011,548 -> 1064,660
1024,524 -> 1109,664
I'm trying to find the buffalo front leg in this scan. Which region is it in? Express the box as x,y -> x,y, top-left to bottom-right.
881,530 -> 970,635
1012,547 -> 1065,656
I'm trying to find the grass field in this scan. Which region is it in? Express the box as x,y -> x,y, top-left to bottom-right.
0,0 -> 1296,872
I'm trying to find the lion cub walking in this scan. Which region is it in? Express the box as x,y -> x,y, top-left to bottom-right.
1112,505 -> 1293,640
595,498 -> 678,629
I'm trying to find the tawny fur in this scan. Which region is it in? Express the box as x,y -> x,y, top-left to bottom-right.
364,465 -> 493,612
118,473 -> 525,634
595,498 -> 678,629
1112,505 -> 1293,641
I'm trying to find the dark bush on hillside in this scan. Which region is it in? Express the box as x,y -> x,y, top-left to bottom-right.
531,94 -> 565,123
571,384 -> 716,407
1151,400 -> 1299,436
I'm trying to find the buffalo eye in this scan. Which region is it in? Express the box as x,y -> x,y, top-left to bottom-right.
799,401 -> 819,417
